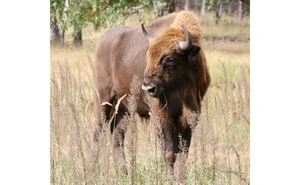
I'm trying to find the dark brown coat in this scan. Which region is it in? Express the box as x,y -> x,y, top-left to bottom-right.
94,11 -> 210,179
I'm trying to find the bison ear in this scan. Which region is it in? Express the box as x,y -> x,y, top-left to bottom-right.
187,45 -> 201,62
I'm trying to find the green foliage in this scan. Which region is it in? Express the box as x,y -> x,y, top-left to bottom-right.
50,0 -> 66,28
50,0 -> 250,41
50,0 -> 154,36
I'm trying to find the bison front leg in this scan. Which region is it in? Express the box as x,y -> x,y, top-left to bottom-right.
161,123 -> 179,180
112,120 -> 127,174
111,104 -> 128,175
161,124 -> 193,181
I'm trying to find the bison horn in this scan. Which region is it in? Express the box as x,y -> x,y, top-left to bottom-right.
141,23 -> 153,42
178,24 -> 193,51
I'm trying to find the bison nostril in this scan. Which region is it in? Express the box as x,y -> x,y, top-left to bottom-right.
147,86 -> 156,94
142,82 -> 157,95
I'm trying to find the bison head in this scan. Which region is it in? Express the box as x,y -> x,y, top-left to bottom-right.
141,24 -> 201,98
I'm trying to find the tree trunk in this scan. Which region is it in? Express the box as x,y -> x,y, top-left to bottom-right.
219,0 -> 223,17
73,25 -> 82,46
59,29 -> 65,44
184,0 -> 189,10
51,15 -> 65,44
238,0 -> 243,19
227,1 -> 232,16
194,0 -> 199,11
215,0 -> 223,24
201,0 -> 206,16
51,17 -> 60,43
168,0 -> 175,13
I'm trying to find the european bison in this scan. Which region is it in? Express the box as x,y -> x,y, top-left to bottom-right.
94,10 -> 210,179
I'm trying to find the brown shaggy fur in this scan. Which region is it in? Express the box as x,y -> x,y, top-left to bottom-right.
94,10 -> 210,179
146,11 -> 209,99
147,11 -> 201,62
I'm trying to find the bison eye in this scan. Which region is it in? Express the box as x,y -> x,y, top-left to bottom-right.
164,57 -> 177,67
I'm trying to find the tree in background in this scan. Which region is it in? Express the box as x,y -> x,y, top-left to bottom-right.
50,0 -> 67,43
203,0 -> 249,24
215,0 -> 223,24
201,0 -> 206,16
67,0 -> 90,45
153,0 -> 176,17
168,0 -> 175,13
50,0 -> 250,44
50,0 -> 154,45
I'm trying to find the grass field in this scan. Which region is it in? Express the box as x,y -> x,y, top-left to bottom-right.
50,11 -> 250,185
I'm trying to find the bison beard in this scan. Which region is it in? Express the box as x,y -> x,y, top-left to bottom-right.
94,11 -> 210,180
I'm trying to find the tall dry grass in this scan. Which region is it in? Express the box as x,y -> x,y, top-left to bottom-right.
50,11 -> 249,185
